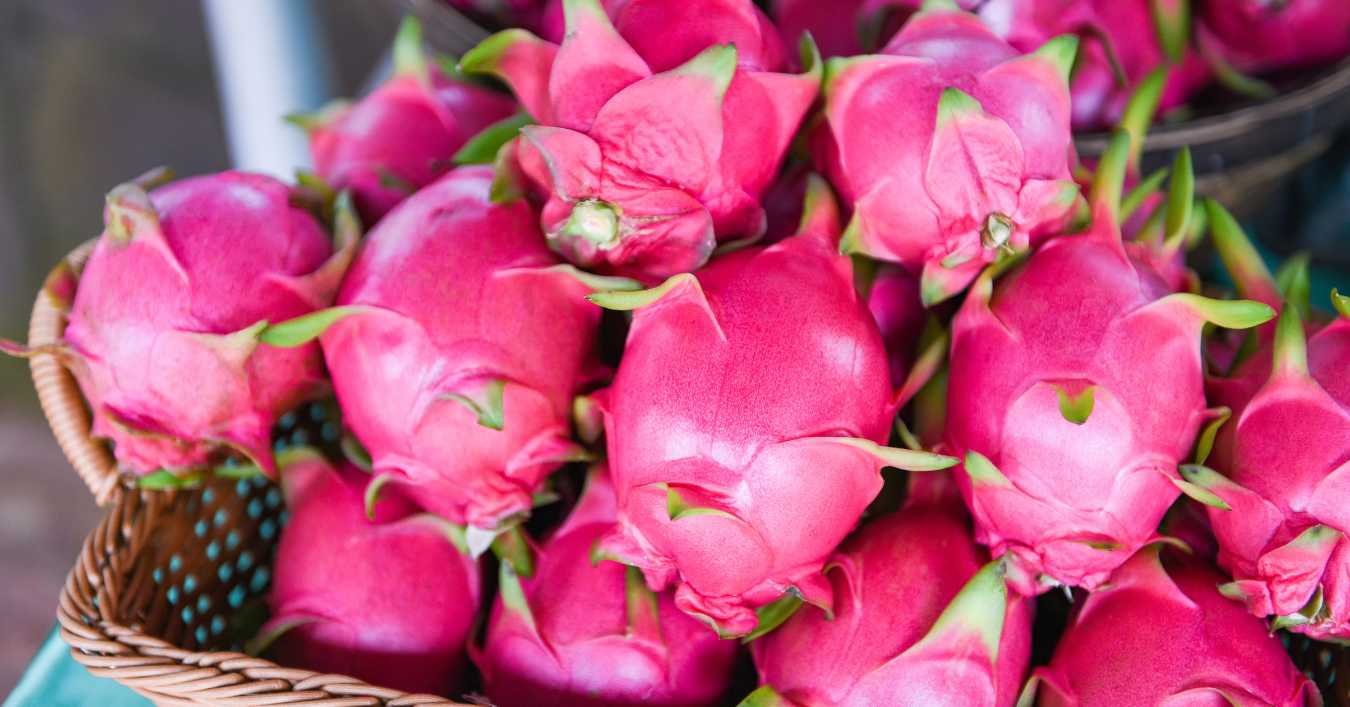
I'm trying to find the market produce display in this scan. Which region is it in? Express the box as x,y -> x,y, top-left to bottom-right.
7,0 -> 1350,704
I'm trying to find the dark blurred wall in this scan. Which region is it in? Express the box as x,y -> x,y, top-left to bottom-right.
0,0 -> 396,693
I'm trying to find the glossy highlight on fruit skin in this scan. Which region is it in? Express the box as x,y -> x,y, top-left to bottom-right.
592,178 -> 958,637
316,165 -> 603,531
461,0 -> 818,281
47,170 -> 348,476
262,451 -> 481,697
1194,206 -> 1350,641
478,467 -> 739,707
748,501 -> 1033,707
299,18 -> 516,225
943,132 -> 1275,595
818,1 -> 1080,305
1029,548 -> 1320,707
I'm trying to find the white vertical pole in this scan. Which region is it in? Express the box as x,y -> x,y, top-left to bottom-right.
202,0 -> 335,176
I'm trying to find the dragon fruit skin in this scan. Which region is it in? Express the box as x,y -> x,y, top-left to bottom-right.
302,19 -> 516,225
536,0 -> 789,69
748,505 -> 1033,707
1183,212 -> 1350,639
1200,0 -> 1350,75
478,467 -> 738,707
866,264 -> 926,389
262,451 -> 481,696
46,171 -> 347,476
769,0 -> 981,58
944,133 -> 1275,596
315,166 -> 601,530
1030,548 -> 1320,706
461,0 -> 818,281
819,3 -> 1080,305
979,0 -> 1213,130
1199,310 -> 1350,640
591,177 -> 957,637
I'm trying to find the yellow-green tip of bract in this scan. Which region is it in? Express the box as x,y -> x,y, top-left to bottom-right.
1034,34 -> 1079,85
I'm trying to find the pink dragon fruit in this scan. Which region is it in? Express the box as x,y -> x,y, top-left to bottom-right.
260,165 -> 608,533
818,1 -> 1080,305
1200,0 -> 1350,76
745,495 -> 1033,707
258,450 -> 480,696
589,176 -> 957,637
0,170 -> 352,476
978,0 -> 1213,130
460,0 -> 818,281
447,0 -> 554,38
1027,546 -> 1320,706
294,18 -> 516,225
477,466 -> 738,707
769,0 -> 981,58
944,131 -> 1275,595
1178,205 -> 1350,640
866,264 -> 927,388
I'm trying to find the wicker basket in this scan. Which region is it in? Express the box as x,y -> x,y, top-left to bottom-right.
29,243 -> 471,705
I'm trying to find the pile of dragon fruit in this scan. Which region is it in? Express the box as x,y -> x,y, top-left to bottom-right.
6,0 -> 1350,704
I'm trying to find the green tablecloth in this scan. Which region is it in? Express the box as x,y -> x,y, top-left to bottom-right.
5,628 -> 146,707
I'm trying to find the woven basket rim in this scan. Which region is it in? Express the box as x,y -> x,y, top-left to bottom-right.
57,484 -> 474,706
28,239 -> 121,505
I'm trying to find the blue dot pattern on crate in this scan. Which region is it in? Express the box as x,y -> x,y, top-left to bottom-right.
228,585 -> 247,609
196,626 -> 209,644
183,574 -> 197,593
166,585 -> 180,605
250,567 -> 270,593
211,615 -> 226,635
214,508 -> 228,527
218,564 -> 233,582
259,519 -> 277,541
206,541 -> 220,561
194,520 -> 208,537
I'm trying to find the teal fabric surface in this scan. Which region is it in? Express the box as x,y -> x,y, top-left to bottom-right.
3,628 -> 147,707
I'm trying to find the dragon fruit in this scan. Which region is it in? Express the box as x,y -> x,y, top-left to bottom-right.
589,176 -> 957,637
460,0 -> 818,281
745,495 -> 1032,707
818,1 -> 1080,305
258,450 -> 480,696
1200,0 -> 1350,76
1027,547 -> 1320,706
294,18 -> 516,225
866,265 -> 927,388
978,0 -> 1213,130
0,170 -> 352,476
1179,205 -> 1350,640
944,131 -> 1275,596
260,165 -> 608,532
769,0 -> 981,58
477,466 -> 738,707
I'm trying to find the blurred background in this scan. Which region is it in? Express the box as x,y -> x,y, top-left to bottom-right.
0,0 -> 1348,696
0,0 -> 401,692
